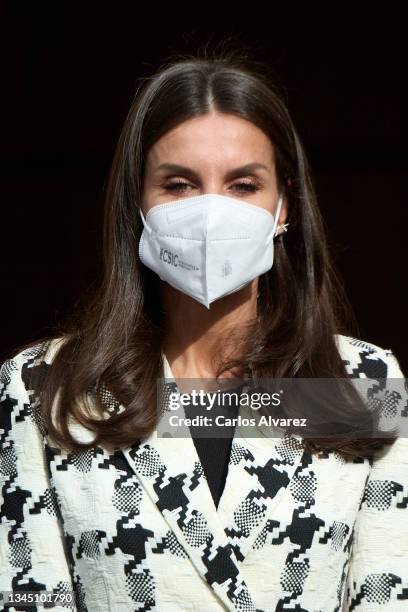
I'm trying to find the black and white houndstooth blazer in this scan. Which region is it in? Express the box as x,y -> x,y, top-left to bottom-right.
1,334 -> 407,611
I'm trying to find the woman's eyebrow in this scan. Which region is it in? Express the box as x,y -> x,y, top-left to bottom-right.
155,162 -> 269,180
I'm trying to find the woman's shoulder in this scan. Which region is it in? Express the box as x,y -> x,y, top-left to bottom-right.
334,334 -> 408,469
334,332 -> 405,378
1,334 -> 68,371
0,334 -> 98,450
0,335 -> 68,412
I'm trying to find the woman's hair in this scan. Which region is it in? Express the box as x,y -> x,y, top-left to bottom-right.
9,44 -> 395,459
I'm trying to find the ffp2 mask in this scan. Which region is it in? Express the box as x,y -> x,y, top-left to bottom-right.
138,192 -> 284,309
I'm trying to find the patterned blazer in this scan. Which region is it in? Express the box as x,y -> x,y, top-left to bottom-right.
0,334 -> 407,612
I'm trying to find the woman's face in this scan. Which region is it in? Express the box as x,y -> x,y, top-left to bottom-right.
141,110 -> 287,225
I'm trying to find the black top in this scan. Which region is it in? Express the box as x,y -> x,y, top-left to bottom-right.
185,384 -> 243,508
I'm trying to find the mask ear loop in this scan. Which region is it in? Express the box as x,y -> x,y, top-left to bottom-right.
139,207 -> 152,234
272,193 -> 284,239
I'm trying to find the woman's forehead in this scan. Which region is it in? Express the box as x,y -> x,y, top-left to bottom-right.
146,115 -> 275,171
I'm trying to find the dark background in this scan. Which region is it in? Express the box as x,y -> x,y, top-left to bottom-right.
1,4 -> 406,372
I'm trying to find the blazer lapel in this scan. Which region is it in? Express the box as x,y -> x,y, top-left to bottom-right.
120,353 -> 305,611
122,434 -> 263,610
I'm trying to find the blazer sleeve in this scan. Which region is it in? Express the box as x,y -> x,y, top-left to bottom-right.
0,349 -> 77,611
345,349 -> 408,610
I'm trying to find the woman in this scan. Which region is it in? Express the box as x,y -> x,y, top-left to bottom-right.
1,50 -> 407,612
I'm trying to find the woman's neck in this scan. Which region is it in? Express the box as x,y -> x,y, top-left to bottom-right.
161,280 -> 258,379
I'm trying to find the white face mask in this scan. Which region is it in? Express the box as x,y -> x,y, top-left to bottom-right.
138,192 -> 284,309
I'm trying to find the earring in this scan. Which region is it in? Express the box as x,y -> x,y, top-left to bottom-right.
276,223 -> 289,235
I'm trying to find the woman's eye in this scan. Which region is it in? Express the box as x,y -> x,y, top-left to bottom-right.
163,181 -> 259,193
233,182 -> 259,193
163,181 -> 191,192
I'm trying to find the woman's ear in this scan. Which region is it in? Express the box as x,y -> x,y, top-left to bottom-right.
278,195 -> 289,223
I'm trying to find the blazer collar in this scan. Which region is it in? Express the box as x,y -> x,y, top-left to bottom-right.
121,353 -> 305,611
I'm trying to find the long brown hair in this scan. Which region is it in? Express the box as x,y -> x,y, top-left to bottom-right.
8,45 -> 395,459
